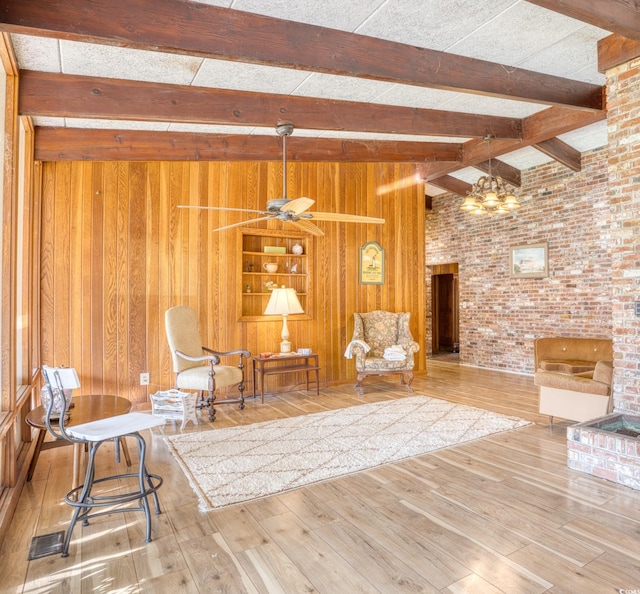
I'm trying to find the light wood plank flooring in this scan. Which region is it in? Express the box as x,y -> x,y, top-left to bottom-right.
2,361 -> 640,593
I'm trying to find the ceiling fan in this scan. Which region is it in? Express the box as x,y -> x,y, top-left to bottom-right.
178,124 -> 385,237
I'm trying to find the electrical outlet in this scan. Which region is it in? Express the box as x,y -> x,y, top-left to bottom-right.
140,372 -> 150,386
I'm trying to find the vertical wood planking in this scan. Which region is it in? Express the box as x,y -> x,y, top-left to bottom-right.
102,161 -> 119,396
127,162 -> 147,404
39,161 -> 426,403
89,162 -> 103,395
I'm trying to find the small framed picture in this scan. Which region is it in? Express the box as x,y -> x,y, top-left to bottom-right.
510,242 -> 548,278
359,241 -> 384,284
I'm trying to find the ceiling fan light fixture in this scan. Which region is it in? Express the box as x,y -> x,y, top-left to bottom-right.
180,122 -> 385,234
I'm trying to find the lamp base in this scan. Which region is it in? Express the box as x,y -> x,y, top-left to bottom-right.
279,340 -> 292,353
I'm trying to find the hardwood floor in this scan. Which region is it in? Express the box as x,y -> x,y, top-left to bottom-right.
2,360 -> 640,593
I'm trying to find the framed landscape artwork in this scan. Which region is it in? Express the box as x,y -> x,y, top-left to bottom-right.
510,243 -> 548,278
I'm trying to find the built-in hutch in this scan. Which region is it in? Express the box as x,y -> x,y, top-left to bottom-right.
238,229 -> 312,321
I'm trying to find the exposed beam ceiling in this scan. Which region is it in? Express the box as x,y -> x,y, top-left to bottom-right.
418,106 -> 606,181
0,0 -> 604,111
533,137 -> 582,171
33,128 -> 463,163
19,71 -> 522,140
474,159 -> 522,187
0,0 -> 615,197
598,34 -> 640,72
429,176 -> 472,197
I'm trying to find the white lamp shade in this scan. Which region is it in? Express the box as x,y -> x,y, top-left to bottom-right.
264,287 -> 304,316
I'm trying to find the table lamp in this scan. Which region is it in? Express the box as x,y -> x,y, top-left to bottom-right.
264,286 -> 304,353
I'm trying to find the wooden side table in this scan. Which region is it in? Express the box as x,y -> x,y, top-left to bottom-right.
252,354 -> 320,403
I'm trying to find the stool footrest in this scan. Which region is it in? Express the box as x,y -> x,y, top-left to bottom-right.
65,472 -> 163,509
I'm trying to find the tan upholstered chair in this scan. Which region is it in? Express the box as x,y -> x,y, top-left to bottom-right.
165,306 -> 250,422
535,359 -> 614,425
346,311 -> 420,394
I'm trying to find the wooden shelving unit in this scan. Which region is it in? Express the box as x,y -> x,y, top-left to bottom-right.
238,229 -> 312,321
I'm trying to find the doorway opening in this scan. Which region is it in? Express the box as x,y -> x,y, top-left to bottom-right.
431,263 -> 459,359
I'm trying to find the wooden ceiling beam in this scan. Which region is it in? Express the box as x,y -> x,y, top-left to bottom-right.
428,176 -> 472,197
418,106 -> 606,181
33,128 -> 463,162
0,0 -> 603,110
473,159 -> 522,187
533,137 -> 581,171
19,70 -> 521,140
525,0 -> 640,42
598,34 -> 640,72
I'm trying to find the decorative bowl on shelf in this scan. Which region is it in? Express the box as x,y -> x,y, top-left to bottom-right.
265,280 -> 278,291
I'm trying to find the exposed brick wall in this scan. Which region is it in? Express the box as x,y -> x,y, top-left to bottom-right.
426,147 -> 612,375
567,423 -> 640,490
606,57 -> 640,414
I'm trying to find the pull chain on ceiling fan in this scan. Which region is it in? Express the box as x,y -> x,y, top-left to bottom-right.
178,124 -> 385,237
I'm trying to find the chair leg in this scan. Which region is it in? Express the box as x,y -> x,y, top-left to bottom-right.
403,372 -> 414,393
355,373 -> 365,396
133,434 -> 154,543
62,440 -> 101,557
118,436 -> 132,466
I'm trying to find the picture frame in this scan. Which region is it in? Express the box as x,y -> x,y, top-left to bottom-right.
359,241 -> 384,284
510,242 -> 548,278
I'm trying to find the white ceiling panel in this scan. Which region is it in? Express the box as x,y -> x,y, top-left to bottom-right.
355,0 -> 521,50
193,58 -> 312,94
228,0 -> 387,31
448,2 -> 587,69
32,116 -> 65,127
168,123 -> 259,134
516,25 -> 609,82
11,34 -> 61,72
64,118 -> 171,131
59,40 -> 203,84
558,121 -> 607,151
498,147 -> 554,170
450,168 -> 485,184
292,73 -> 396,103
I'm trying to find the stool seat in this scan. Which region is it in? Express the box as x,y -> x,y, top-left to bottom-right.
68,412 -> 165,441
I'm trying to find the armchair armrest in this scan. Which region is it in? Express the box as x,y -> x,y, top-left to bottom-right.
175,350 -> 220,366
203,347 -> 251,370
203,347 -> 251,359
398,339 -> 420,354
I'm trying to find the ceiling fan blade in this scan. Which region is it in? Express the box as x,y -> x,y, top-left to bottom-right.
308,212 -> 385,224
178,205 -> 267,214
212,216 -> 274,233
289,219 -> 325,237
279,197 -> 315,214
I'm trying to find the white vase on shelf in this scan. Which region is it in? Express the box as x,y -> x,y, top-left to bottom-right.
292,242 -> 304,255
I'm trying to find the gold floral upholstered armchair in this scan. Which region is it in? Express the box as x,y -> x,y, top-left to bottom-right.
345,311 -> 420,395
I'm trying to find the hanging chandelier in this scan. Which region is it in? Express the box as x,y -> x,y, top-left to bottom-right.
460,137 -> 521,216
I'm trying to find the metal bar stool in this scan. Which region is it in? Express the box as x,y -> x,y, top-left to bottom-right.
42,367 -> 164,558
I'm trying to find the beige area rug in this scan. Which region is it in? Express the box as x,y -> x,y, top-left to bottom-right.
165,396 -> 531,511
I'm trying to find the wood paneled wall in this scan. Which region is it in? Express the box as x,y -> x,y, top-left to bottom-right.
40,160 -> 426,404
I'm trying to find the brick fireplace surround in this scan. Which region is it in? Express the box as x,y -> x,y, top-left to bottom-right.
567,415 -> 640,490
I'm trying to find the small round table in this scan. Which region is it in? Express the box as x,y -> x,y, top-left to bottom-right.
26,395 -> 132,489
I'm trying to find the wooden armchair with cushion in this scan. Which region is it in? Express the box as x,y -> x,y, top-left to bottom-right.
165,306 -> 250,422
346,311 -> 420,395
